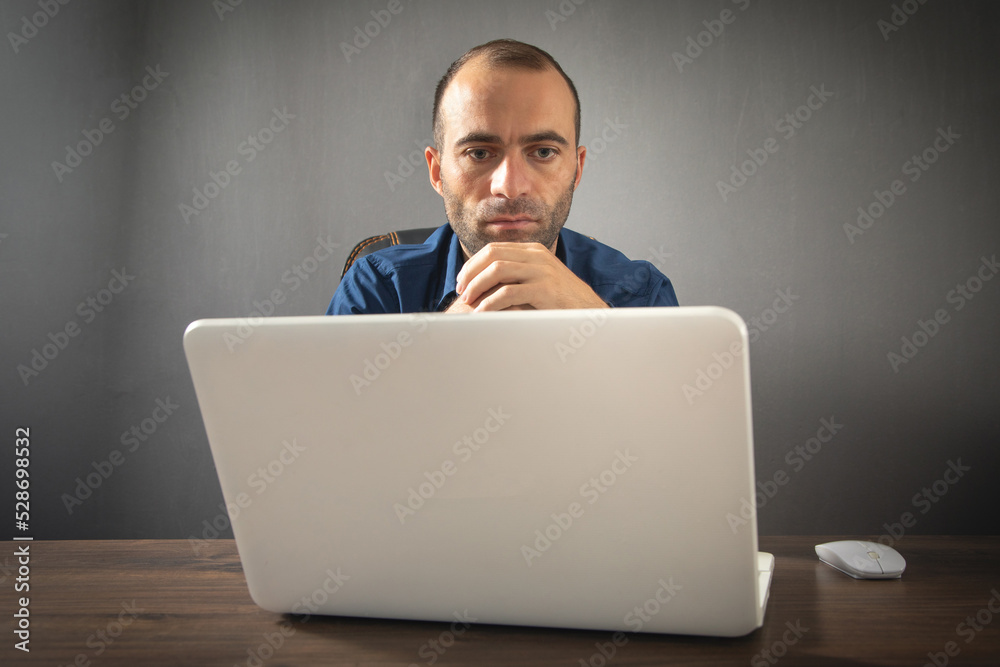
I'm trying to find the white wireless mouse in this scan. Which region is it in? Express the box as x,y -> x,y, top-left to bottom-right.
815,540 -> 906,579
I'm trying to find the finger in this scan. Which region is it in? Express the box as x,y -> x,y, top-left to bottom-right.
460,260 -> 506,304
473,283 -> 536,312
456,243 -> 547,294
463,284 -> 503,310
462,260 -> 539,305
456,244 -> 508,295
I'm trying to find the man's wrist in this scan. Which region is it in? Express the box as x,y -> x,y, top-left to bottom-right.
443,293 -> 473,313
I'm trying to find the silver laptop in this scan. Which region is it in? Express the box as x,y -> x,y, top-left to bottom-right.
183,306 -> 773,637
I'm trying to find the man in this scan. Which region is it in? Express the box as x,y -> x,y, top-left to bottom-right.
327,39 -> 678,314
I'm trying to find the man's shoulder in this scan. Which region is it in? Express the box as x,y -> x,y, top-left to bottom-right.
358,224 -> 452,273
560,227 -> 633,261
560,227 -> 654,279
560,227 -> 678,306
330,224 -> 454,315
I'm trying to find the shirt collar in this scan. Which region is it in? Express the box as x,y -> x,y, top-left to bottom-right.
555,231 -> 567,265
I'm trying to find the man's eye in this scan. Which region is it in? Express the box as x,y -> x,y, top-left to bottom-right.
534,147 -> 557,159
468,148 -> 492,160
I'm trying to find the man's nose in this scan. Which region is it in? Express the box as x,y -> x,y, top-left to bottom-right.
490,153 -> 531,199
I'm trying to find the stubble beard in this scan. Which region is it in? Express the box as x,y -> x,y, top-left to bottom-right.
441,173 -> 577,257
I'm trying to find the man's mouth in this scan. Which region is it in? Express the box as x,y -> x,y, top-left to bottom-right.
485,217 -> 536,229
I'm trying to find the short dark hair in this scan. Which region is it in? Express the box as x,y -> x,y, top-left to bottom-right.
432,39 -> 581,150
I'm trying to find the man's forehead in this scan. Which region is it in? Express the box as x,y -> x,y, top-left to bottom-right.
441,63 -> 575,144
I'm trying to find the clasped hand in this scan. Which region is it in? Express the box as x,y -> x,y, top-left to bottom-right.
445,242 -> 608,313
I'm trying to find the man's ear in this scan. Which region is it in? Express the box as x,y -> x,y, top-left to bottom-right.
426,146 -> 444,196
574,145 -> 586,189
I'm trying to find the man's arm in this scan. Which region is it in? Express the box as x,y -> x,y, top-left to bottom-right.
644,272 -> 680,308
450,242 -> 608,312
327,258 -> 401,315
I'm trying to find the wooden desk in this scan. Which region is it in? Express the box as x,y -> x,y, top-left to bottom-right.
6,536 -> 999,666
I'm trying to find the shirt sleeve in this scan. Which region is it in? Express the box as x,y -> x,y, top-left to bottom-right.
647,273 -> 680,307
596,260 -> 680,308
326,257 -> 401,315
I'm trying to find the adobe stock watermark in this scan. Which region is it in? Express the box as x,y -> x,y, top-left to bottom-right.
681,338 -> 745,405
16,267 -> 135,386
235,568 -> 349,666
289,567 -> 350,622
646,245 -> 672,270
179,107 -> 295,224
51,64 -> 169,182
235,623 -> 295,667
584,117 -> 628,165
683,287 -> 798,404
747,287 -> 799,343
671,0 -> 751,73
618,255 -> 666,294
886,253 -> 996,373
223,235 -> 341,352
340,0 -> 407,63
876,459 -> 971,548
844,126 -> 960,244
586,248 -> 670,313
407,610 -> 478,667
12,545 -> 30,652
7,0 -> 71,55
751,619 -> 810,666
188,438 -> 307,554
385,138 -> 433,192
545,0 -> 587,31
623,576 -> 682,631
57,600 -> 144,667
393,407 -> 511,524
878,0 -> 929,41
61,397 -> 180,514
717,85 -> 834,202
727,416 -> 844,534
577,576 -> 683,665
213,0 -> 244,21
554,309 -> 607,362
922,587 -> 1000,667
520,449 -> 638,566
349,314 -> 430,394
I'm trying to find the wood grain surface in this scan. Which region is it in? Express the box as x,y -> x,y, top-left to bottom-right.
5,536 -> 999,666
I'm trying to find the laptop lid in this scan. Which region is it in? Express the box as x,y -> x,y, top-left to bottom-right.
183,306 -> 770,637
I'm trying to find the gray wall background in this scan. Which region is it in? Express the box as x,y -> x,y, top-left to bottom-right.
1,0 -> 997,540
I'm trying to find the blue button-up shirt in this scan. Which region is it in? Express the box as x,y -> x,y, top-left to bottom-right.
327,224 -> 678,314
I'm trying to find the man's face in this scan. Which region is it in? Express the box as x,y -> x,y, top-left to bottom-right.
427,61 -> 586,258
